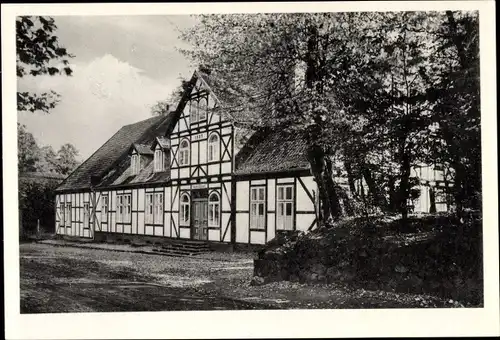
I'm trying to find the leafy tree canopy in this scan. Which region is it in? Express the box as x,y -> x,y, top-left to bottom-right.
17,16 -> 73,113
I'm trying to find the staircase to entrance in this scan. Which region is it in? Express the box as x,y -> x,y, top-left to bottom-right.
152,239 -> 210,256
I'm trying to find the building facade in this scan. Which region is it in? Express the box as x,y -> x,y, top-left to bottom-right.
54,71 -> 451,245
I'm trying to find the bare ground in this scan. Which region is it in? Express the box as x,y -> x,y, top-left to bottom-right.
20,242 -> 459,313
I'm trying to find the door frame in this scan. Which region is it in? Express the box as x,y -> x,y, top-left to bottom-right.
191,198 -> 209,240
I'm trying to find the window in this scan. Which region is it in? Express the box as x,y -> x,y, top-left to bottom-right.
250,187 -> 266,229
145,192 -> 164,224
179,140 -> 190,166
59,202 -> 65,226
65,203 -> 72,226
117,194 -> 131,223
83,202 -> 90,229
208,133 -> 219,162
198,97 -> 207,121
180,193 -> 190,226
277,185 -> 294,230
101,195 -> 108,222
154,149 -> 164,172
131,153 -> 140,175
208,192 -> 220,227
145,193 -> 154,224
190,100 -> 199,123
154,193 -> 163,224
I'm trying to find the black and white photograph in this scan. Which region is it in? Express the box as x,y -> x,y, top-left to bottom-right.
3,1 -> 499,339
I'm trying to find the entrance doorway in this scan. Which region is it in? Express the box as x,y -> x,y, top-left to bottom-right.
191,189 -> 208,240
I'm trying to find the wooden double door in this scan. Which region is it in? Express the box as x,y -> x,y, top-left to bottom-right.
191,189 -> 208,240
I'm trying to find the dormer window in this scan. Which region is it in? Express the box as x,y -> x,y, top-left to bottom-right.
131,152 -> 140,175
150,137 -> 170,173
130,143 -> 154,175
154,149 -> 165,172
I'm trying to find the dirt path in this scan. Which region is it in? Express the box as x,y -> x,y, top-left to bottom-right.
20,243 -> 456,313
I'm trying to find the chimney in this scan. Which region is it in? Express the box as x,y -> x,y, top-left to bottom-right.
163,104 -> 170,115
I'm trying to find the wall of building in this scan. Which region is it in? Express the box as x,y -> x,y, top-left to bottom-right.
55,192 -> 94,238
235,175 -> 317,245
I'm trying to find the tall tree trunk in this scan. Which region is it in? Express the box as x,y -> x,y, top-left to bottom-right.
429,187 -> 437,213
398,143 -> 411,222
387,175 -> 398,213
451,158 -> 466,219
344,160 -> 358,198
307,145 -> 342,227
361,163 -> 389,211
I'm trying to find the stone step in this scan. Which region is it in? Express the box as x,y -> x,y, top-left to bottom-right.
168,239 -> 210,246
152,247 -> 202,257
161,243 -> 209,251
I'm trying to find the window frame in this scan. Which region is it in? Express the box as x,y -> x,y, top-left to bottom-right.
154,192 -> 164,225
59,202 -> 65,226
131,152 -> 140,175
276,184 -> 294,231
198,97 -> 208,122
65,202 -> 72,227
154,149 -> 164,172
117,194 -> 132,223
179,139 -> 190,166
100,195 -> 108,222
208,192 -> 220,228
208,133 -> 220,162
250,186 -> 266,230
83,202 -> 90,229
145,193 -> 154,224
180,193 -> 190,226
146,192 -> 163,225
190,99 -> 199,123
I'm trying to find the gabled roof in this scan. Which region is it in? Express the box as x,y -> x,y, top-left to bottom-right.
130,143 -> 154,155
235,129 -> 311,176
151,136 -> 170,150
56,113 -> 177,192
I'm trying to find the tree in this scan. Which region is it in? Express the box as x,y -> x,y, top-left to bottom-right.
17,16 -> 73,113
151,100 -> 173,117
150,78 -> 191,116
425,11 -> 480,215
36,145 -> 59,173
180,12 -> 480,226
18,123 -> 80,176
179,13 -> 422,226
56,143 -> 80,175
17,123 -> 40,172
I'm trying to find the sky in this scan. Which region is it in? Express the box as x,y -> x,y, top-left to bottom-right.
17,15 -> 198,160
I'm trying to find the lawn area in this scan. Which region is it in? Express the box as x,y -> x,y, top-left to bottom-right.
20,241 -> 462,313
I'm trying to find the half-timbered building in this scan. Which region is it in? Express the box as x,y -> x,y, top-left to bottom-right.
54,70 -> 452,245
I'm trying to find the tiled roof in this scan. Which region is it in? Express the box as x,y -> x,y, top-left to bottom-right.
96,156 -> 170,189
56,113 -> 176,192
234,129 -> 311,176
152,136 -> 170,149
19,172 -> 66,180
131,143 -> 154,155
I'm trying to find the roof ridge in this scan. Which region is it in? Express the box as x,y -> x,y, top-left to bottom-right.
96,114 -> 172,181
55,125 -> 127,191
122,115 -> 162,128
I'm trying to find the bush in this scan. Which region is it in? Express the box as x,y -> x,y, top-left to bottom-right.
19,177 -> 59,238
254,213 -> 483,305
